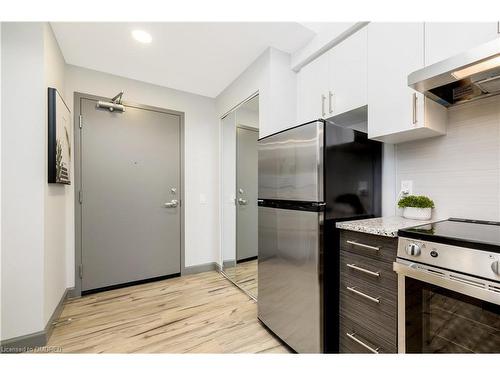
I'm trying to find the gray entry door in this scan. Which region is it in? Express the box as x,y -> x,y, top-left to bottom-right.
80,97 -> 181,292
236,127 -> 258,261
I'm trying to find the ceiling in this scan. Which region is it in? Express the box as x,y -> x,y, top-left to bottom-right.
51,22 -> 316,98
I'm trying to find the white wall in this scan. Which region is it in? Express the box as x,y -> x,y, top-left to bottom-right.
216,50 -> 267,120
216,47 -> 296,138
396,95 -> 500,221
1,23 -> 46,340
64,65 -> 219,283
43,24 -> 68,325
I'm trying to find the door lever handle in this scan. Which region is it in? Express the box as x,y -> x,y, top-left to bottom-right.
164,199 -> 178,208
237,198 -> 248,205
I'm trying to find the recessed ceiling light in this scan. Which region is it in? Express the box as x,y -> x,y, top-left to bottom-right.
132,30 -> 152,44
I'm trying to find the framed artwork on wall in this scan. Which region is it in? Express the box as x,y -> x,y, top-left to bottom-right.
48,87 -> 71,184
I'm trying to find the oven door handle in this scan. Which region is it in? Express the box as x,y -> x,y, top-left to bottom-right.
393,260 -> 500,305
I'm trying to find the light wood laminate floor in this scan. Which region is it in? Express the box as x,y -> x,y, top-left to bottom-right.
225,259 -> 258,298
47,270 -> 290,353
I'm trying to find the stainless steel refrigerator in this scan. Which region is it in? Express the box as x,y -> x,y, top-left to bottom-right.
257,119 -> 382,353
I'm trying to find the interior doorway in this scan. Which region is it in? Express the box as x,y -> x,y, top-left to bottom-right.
74,93 -> 184,296
220,94 -> 259,299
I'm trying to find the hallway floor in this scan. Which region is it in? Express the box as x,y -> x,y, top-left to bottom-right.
46,270 -> 290,353
225,259 -> 258,298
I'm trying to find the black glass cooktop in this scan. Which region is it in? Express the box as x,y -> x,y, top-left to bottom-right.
398,218 -> 500,253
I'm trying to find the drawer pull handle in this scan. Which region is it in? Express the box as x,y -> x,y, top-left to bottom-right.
346,263 -> 380,277
346,286 -> 380,304
346,332 -> 379,354
346,240 -> 380,252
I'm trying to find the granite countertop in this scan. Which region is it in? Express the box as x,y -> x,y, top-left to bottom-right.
336,216 -> 434,237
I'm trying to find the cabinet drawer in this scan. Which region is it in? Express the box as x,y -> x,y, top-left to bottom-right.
340,230 -> 398,263
340,274 -> 397,345
340,250 -> 397,293
340,316 -> 397,354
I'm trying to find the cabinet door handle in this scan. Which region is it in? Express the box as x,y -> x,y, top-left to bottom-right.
412,92 -> 418,125
321,94 -> 326,117
346,240 -> 380,252
346,332 -> 380,354
346,263 -> 380,277
346,286 -> 380,304
328,91 -> 334,114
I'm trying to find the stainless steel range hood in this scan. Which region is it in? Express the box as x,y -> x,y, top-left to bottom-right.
408,38 -> 500,107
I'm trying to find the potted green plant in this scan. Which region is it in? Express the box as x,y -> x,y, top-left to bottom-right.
398,195 -> 435,220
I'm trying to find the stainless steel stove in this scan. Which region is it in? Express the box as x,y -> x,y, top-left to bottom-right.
394,218 -> 500,353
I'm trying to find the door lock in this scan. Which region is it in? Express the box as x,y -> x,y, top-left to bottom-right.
164,199 -> 178,208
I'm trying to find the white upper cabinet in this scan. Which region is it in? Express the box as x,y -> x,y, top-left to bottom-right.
367,22 -> 446,143
328,27 -> 367,116
296,51 -> 329,124
424,22 -> 499,66
297,22 -> 497,141
296,27 -> 368,124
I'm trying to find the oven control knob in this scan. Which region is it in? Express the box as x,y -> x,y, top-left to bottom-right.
492,260 -> 500,275
406,243 -> 421,257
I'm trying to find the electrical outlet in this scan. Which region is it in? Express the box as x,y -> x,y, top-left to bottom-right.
401,180 -> 413,195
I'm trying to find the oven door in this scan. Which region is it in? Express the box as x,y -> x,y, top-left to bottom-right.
394,259 -> 500,353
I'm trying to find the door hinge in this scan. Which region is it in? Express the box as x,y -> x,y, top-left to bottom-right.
78,190 -> 83,204
79,115 -> 83,129
79,264 -> 83,279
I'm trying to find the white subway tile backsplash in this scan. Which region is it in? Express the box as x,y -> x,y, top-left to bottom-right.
396,95 -> 500,221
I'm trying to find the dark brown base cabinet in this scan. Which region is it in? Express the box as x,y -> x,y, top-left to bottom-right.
339,230 -> 398,353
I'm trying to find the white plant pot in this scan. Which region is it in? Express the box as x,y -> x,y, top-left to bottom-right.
403,207 -> 432,220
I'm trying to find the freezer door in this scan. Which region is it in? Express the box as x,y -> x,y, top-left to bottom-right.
258,206 -> 323,353
258,121 -> 324,202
